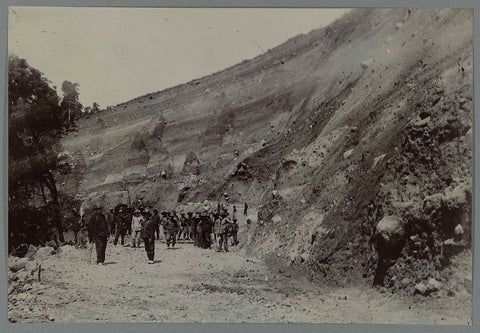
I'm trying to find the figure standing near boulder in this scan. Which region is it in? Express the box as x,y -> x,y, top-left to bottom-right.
87,206 -> 110,265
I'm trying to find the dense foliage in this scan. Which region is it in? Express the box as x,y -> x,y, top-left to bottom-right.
8,54 -> 80,252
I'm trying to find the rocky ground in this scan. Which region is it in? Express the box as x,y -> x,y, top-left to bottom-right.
8,211 -> 472,324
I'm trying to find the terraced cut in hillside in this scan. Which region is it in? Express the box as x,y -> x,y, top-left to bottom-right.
49,8 -> 472,322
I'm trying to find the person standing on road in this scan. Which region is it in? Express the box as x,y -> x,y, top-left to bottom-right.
130,210 -> 144,248
107,208 -> 116,237
192,212 -> 201,247
87,206 -> 110,265
201,211 -> 212,249
217,212 -> 231,252
213,213 -> 221,242
113,206 -> 129,246
142,211 -> 156,264
152,209 -> 161,240
177,213 -> 188,242
160,212 -> 168,243
185,212 -> 193,241
163,212 -> 179,248
76,215 -> 88,248
230,216 -> 239,246
244,202 -> 248,216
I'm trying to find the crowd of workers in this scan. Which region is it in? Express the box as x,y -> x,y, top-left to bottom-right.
83,202 -> 246,265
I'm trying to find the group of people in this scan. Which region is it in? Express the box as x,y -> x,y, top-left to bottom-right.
85,203 -> 241,265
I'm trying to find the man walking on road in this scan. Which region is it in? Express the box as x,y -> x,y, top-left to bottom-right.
87,205 -> 110,265
152,209 -> 161,240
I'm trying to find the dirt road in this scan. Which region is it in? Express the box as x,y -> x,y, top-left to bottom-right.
8,235 -> 471,324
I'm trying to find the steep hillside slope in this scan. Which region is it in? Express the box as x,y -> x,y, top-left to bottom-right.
59,8 -> 472,290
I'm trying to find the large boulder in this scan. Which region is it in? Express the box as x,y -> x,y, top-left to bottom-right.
9,257 -> 30,273
34,246 -> 55,263
13,270 -> 28,282
376,215 -> 405,244
182,152 -> 201,175
414,282 -> 427,295
373,216 -> 405,285
427,278 -> 442,292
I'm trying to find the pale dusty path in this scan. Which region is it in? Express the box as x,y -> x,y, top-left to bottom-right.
14,238 -> 470,324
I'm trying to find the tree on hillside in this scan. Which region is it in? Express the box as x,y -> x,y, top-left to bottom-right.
61,80 -> 83,123
92,102 -> 100,113
8,54 -> 74,249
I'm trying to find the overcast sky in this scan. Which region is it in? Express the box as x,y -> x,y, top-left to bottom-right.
8,7 -> 349,108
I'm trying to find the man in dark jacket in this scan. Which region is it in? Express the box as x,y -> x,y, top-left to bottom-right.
192,212 -> 201,247
163,212 -> 179,248
113,206 -> 130,246
107,208 -> 116,237
202,211 -> 213,249
142,211 -> 157,264
87,206 -> 110,265
230,216 -> 239,246
152,209 -> 161,240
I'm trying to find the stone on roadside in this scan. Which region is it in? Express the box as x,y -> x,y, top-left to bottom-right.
25,261 -> 37,275
360,59 -> 372,69
464,278 -> 472,295
427,278 -> 442,292
14,270 -> 28,282
24,245 -> 38,259
35,246 -> 55,262
9,257 -> 30,273
23,284 -> 33,292
59,245 -> 76,255
16,293 -> 27,301
414,283 -> 427,295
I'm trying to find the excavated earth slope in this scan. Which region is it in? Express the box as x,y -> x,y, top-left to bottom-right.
59,8 -> 472,292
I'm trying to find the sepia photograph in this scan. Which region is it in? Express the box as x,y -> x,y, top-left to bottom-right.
6,6 -> 473,324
